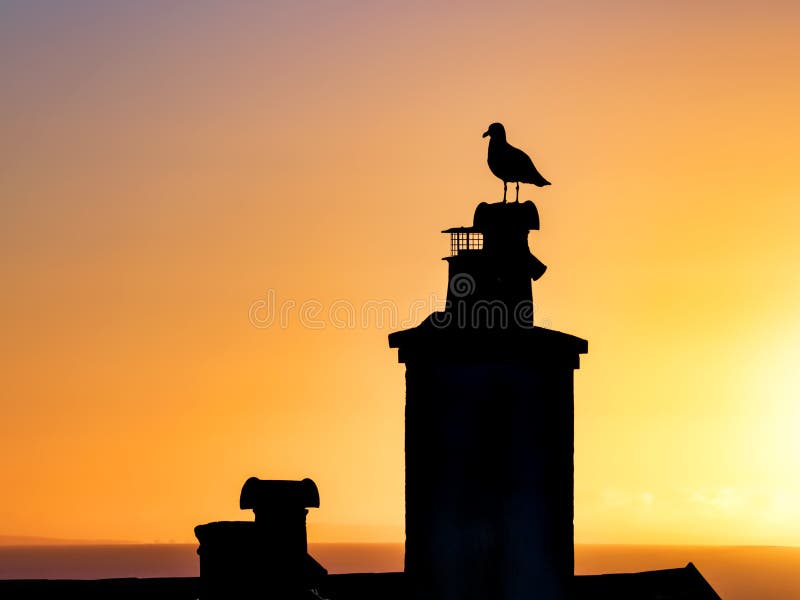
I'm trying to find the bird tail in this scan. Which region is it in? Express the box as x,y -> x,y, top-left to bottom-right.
522,172 -> 551,187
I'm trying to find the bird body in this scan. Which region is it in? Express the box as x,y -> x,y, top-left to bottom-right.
483,122 -> 550,202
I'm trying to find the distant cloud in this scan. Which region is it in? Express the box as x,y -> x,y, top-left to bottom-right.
598,488 -> 655,511
688,487 -> 747,513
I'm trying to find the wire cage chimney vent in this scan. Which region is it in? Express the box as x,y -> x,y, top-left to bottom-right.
444,228 -> 483,256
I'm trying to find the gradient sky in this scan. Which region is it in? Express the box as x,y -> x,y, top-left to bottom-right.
1,1 -> 799,545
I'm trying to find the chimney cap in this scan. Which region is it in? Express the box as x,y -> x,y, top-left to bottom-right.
239,477 -> 320,511
473,200 -> 540,232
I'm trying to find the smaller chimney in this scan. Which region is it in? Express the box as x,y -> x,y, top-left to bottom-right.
195,477 -> 326,599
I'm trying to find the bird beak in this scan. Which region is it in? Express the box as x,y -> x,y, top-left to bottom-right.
482,130 -> 489,138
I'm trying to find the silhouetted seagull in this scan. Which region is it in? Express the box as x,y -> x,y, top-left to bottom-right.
482,122 -> 551,202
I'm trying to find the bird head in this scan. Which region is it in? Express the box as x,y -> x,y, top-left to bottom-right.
482,122 -> 506,140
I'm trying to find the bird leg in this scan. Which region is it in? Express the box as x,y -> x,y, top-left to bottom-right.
503,182 -> 507,203
515,182 -> 520,203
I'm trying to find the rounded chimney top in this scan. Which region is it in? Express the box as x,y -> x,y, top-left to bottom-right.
473,200 -> 540,232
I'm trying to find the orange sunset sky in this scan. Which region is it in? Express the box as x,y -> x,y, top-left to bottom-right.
1,1 -> 799,546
